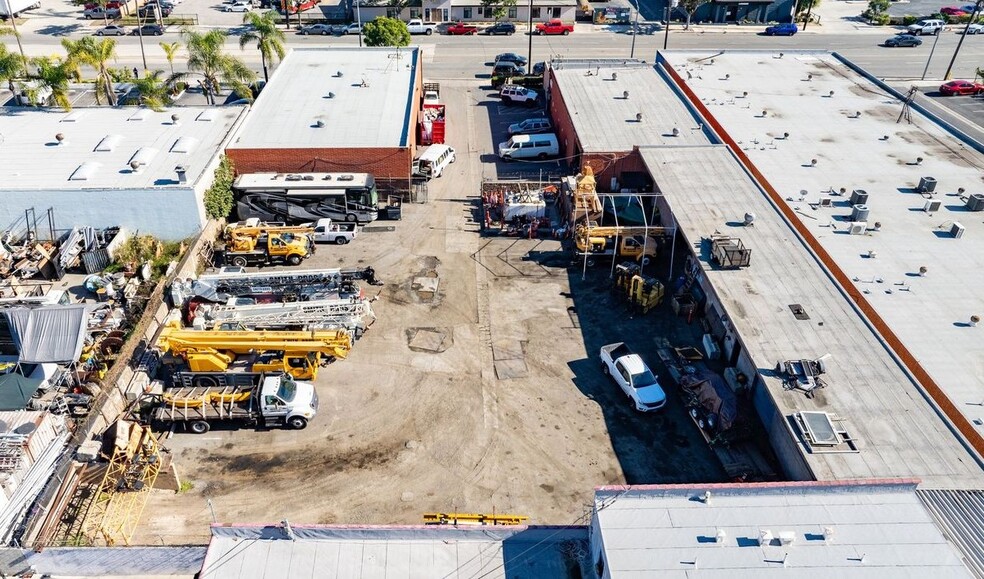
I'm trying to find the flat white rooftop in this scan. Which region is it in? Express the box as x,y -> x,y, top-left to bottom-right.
640,144 -> 984,487
229,48 -> 419,150
593,480 -> 974,577
665,50 -> 984,454
550,60 -> 708,153
0,106 -> 246,190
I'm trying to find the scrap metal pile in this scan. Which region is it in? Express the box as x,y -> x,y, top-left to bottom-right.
0,231 -> 60,281
481,180 -> 557,236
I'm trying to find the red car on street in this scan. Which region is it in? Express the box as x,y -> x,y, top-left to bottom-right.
445,21 -> 479,35
83,1 -> 121,9
940,6 -> 969,15
535,18 -> 573,35
939,80 -> 984,95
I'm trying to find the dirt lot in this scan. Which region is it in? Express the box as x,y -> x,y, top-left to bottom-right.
134,79 -> 727,545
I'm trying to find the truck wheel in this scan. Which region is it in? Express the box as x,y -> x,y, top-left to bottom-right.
287,254 -> 302,266
345,213 -> 357,222
190,421 -> 210,434
563,30 -> 570,35
586,257 -> 596,267
425,28 -> 433,35
334,236 -> 347,245
232,256 -> 248,267
193,375 -> 219,388
641,256 -> 652,266
287,416 -> 308,430
537,152 -> 547,160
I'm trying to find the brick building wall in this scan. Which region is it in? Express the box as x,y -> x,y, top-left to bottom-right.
225,146 -> 414,193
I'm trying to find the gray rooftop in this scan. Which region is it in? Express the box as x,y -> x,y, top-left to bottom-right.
663,50 -> 984,457
550,59 -> 709,153
229,48 -> 419,150
0,546 -> 206,577
198,524 -> 588,579
592,480 -> 974,577
0,106 -> 246,190
639,144 -> 984,487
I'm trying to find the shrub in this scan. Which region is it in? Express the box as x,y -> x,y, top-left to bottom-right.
902,15 -> 918,25
203,155 -> 235,220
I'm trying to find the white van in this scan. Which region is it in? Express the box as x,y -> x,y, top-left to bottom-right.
412,144 -> 456,179
498,133 -> 559,161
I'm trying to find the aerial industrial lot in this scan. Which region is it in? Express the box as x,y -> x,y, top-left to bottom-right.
2,0 -> 984,575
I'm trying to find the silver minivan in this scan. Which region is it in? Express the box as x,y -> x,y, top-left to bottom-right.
497,133 -> 559,161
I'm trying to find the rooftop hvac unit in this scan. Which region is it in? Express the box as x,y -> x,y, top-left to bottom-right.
851,204 -> 870,222
924,200 -> 942,213
918,176 -> 937,193
850,189 -> 868,206
848,222 -> 867,235
950,222 -> 965,238
967,193 -> 984,212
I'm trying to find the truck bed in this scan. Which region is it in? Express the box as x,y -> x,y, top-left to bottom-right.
152,385 -> 258,422
600,342 -> 632,361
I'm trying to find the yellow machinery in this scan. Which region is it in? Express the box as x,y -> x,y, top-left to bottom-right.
423,512 -> 529,526
221,224 -> 315,267
614,262 -> 665,314
156,327 -> 351,380
84,423 -> 162,546
575,222 -> 667,266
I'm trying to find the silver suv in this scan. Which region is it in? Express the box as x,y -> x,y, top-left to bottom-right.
508,117 -> 552,135
500,85 -> 538,107
906,19 -> 944,35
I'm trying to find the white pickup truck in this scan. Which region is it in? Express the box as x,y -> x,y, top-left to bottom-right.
306,218 -> 358,245
406,18 -> 437,35
599,343 -> 667,412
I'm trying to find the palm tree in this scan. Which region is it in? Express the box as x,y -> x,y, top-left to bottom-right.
159,41 -> 181,77
0,43 -> 24,92
24,56 -> 74,110
131,70 -> 171,111
176,28 -> 255,105
62,36 -> 119,106
239,11 -> 285,84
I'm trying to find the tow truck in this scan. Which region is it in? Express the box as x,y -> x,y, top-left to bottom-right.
215,221 -> 315,268
574,222 -> 666,267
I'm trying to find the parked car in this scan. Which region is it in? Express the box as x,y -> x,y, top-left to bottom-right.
446,21 -> 479,35
405,18 -> 437,34
484,21 -> 516,35
508,117 -> 552,135
498,133 -> 559,161
83,6 -> 121,18
139,4 -> 172,17
132,24 -> 164,35
764,22 -> 798,35
535,18 -> 573,35
223,1 -> 251,11
939,79 -> 984,95
940,6 -> 969,16
531,61 -> 545,76
94,24 -> 126,35
83,1 -> 120,9
297,23 -> 334,35
345,22 -> 361,34
499,84 -> 538,106
964,23 -> 984,34
884,34 -> 923,46
907,19 -> 945,35
494,52 -> 527,66
599,343 -> 667,412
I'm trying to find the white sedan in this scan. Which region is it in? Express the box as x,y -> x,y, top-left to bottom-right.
223,2 -> 251,11
345,23 -> 361,34
965,23 -> 984,34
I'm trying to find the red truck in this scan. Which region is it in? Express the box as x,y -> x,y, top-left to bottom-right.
536,19 -> 573,35
419,82 -> 445,145
445,21 -> 479,35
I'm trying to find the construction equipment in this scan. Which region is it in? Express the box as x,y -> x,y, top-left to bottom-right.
169,267 -> 379,308
574,221 -> 668,267
155,327 -> 351,380
189,296 -> 375,336
423,512 -> 529,526
710,235 -> 751,269
614,263 -> 665,314
216,221 -> 315,268
147,372 -> 318,433
84,423 -> 162,546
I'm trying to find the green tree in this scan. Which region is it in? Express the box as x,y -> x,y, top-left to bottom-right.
861,0 -> 890,23
363,16 -> 411,46
0,43 -> 24,92
240,11 -> 286,83
480,0 -> 517,22
23,56 -> 74,110
387,0 -> 410,18
132,70 -> 172,111
677,0 -> 709,28
62,36 -> 119,106
204,156 -> 236,219
160,41 -> 181,77
175,28 -> 255,105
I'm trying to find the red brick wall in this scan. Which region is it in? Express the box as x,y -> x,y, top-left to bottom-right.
547,69 -> 581,164
226,147 -> 413,192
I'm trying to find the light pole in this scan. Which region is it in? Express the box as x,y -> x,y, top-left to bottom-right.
921,27 -> 942,80
1,0 -> 29,72
662,3 -> 670,50
629,2 -> 640,58
526,0 -> 533,69
943,0 -> 983,80
135,4 -> 148,72
355,0 -> 363,47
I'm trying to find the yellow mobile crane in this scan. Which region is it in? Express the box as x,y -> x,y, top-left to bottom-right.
156,327 -> 351,380
574,222 -> 669,267
218,222 -> 316,268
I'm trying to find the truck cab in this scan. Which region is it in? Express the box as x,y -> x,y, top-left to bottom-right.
600,343 -> 666,412
259,373 -> 318,429
252,350 -> 322,380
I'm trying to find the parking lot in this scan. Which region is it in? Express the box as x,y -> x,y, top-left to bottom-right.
132,75 -> 738,544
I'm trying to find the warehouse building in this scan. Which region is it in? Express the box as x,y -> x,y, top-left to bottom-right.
225,47 -> 423,194
0,106 -> 247,240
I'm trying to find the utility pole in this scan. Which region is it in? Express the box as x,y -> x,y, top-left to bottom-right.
136,4 -> 148,72
527,0 -> 534,69
662,3 -> 670,50
355,0 -> 363,47
943,0 -> 982,80
921,27 -> 942,80
629,2 -> 640,58
1,0 -> 29,73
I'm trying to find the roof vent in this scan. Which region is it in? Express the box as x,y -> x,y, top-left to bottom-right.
611,72 -> 617,81
672,128 -> 679,137
758,530 -> 774,546
635,112 -> 643,122
828,90 -> 835,97
743,212 -> 755,226
338,174 -> 355,181
326,91 -> 335,99
715,529 -> 726,543
170,113 -> 179,125
175,165 -> 187,184
806,73 -> 813,81
701,490 -> 712,504
822,527 -> 834,541
129,160 -> 141,173
778,531 -> 795,546
970,315 -> 980,327
315,120 -> 325,128
623,90 -> 629,99
334,70 -> 343,77
302,175 -> 314,181
724,74 -> 730,80
322,175 -> 333,181
55,133 -> 66,145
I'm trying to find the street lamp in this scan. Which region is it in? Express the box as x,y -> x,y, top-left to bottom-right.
355,0 -> 362,47
629,2 -> 640,58
527,0 -> 533,69
943,0 -> 983,80
1,0 -> 30,73
663,0 -> 677,50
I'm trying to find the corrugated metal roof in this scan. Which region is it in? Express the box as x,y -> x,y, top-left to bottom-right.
0,546 -> 206,576
917,490 -> 984,578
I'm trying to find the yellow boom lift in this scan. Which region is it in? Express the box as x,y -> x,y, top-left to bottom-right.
219,222 -> 315,268
574,222 -> 669,267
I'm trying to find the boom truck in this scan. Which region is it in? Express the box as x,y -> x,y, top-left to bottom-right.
155,326 -> 352,380
146,372 -> 318,433
215,221 -> 315,268
574,222 -> 667,267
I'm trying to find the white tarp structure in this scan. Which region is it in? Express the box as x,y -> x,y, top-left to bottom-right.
2,306 -> 91,364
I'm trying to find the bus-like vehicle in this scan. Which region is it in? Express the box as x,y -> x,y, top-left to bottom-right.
233,173 -> 379,225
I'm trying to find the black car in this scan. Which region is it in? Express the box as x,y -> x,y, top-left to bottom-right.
139,4 -> 171,16
484,22 -> 515,35
531,61 -> 545,76
132,24 -> 164,35
884,34 -> 922,47
494,52 -> 527,66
